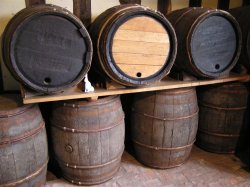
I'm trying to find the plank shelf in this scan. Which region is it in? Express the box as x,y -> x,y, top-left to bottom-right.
21,73 -> 250,104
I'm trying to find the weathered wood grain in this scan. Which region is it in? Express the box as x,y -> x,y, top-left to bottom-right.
73,0 -> 91,28
0,94 -> 48,186
197,83 -> 250,153
50,96 -> 125,185
157,0 -> 172,16
131,88 -> 198,168
25,0 -> 45,7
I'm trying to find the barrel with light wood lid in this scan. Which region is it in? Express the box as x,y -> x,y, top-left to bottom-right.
0,94 -> 48,186
90,4 -> 177,86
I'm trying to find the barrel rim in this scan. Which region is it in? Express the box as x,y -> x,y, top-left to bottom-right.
54,95 -> 120,108
0,93 -> 35,118
187,8 -> 242,78
2,4 -> 93,94
97,5 -> 177,86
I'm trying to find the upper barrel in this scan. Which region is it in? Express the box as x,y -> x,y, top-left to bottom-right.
230,6 -> 250,71
89,4 -> 177,86
1,4 -> 92,94
167,7 -> 241,78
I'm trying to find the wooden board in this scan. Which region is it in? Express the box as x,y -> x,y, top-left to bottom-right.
112,16 -> 170,78
21,73 -> 250,104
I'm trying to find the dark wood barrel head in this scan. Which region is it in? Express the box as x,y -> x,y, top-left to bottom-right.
11,14 -> 87,88
2,5 -> 92,93
191,15 -> 237,74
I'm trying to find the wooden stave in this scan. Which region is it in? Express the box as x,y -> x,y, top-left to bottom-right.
131,88 -> 198,168
167,7 -> 241,78
50,95 -> 125,185
0,94 -> 48,186
1,4 -> 93,94
196,82 -> 250,153
90,4 -> 177,86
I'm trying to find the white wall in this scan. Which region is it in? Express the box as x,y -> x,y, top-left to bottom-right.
0,0 -> 243,90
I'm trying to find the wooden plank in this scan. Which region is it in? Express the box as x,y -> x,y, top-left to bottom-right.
25,0 -> 45,7
73,0 -> 91,28
21,73 -> 250,104
119,0 -> 141,4
189,0 -> 202,7
243,0 -> 250,6
217,0 -> 230,10
157,0 -> 172,16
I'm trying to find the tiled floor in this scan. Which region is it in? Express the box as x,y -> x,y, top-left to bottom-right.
45,146 -> 250,187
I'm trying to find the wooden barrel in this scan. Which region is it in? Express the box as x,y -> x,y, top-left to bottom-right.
1,4 -> 92,94
197,82 -> 250,153
50,96 -> 125,185
167,7 -> 241,78
0,94 -> 48,186
230,7 -> 250,71
89,4 -> 177,86
131,88 -> 198,168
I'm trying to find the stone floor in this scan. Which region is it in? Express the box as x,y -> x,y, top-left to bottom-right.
45,146 -> 250,187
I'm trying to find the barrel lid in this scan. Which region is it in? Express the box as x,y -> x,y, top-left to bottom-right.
3,4 -> 92,93
0,94 -> 32,117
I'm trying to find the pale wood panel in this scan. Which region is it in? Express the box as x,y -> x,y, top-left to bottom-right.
113,53 -> 167,65
116,64 -> 163,78
112,16 -> 170,78
113,30 -> 169,43
117,16 -> 168,33
21,74 -> 250,104
112,40 -> 169,55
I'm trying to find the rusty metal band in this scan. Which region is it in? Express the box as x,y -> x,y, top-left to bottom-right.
0,122 -> 45,146
132,139 -> 195,151
0,104 -> 35,118
2,159 -> 48,187
51,116 -> 124,133
199,101 -> 249,110
173,7 -> 195,27
63,165 -> 120,186
56,147 -> 124,169
198,129 -> 240,137
156,88 -> 195,95
132,108 -> 198,121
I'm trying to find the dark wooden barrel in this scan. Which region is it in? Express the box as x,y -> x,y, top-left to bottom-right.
1,4 -> 92,94
50,96 -> 125,185
197,82 -> 250,153
230,7 -> 250,71
0,94 -> 48,186
167,7 -> 241,78
89,4 -> 177,86
131,88 -> 198,168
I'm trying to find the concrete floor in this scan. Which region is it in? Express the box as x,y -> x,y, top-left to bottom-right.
45,146 -> 250,187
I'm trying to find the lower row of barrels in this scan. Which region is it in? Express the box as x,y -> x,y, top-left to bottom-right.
0,82 -> 249,186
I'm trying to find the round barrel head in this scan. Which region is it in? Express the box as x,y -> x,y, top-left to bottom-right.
191,15 -> 237,74
11,14 -> 87,89
112,15 -> 170,79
